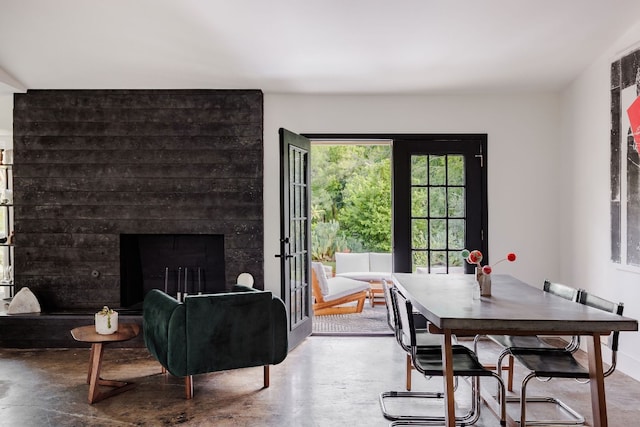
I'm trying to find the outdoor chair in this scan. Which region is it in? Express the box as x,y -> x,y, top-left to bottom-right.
497,290 -> 623,426
379,286 -> 506,425
310,262 -> 369,316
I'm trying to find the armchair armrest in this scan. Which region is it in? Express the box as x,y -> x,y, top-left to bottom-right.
143,289 -> 187,375
270,296 -> 288,363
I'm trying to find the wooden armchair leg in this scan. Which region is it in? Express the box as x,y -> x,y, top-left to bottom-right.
185,375 -> 193,399
507,354 -> 514,392
406,354 -> 412,391
264,365 -> 270,388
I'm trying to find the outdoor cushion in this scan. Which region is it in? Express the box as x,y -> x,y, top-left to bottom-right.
321,277 -> 370,302
335,252 -> 370,274
335,252 -> 392,282
369,252 -> 392,272
338,271 -> 393,282
311,262 -> 331,296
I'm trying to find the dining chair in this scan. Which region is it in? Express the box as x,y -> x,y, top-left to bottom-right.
381,280 -> 441,391
477,280 -> 582,392
497,290 -> 624,426
380,286 -> 506,426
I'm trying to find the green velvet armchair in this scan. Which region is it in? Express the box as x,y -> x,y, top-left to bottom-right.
143,285 -> 288,399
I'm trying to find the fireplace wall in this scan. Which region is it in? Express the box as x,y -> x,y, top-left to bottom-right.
12,90 -> 263,310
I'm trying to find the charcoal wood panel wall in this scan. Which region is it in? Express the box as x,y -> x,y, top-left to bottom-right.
12,90 -> 263,310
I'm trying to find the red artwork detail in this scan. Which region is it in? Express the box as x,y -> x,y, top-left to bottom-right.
627,95 -> 640,154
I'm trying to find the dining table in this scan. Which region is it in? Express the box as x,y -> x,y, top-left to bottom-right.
392,273 -> 638,427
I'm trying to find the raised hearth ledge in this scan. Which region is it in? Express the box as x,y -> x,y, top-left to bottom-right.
0,304 -> 144,348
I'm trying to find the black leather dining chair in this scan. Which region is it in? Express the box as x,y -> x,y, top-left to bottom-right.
380,285 -> 506,426
381,279 -> 440,391
497,290 -> 624,426
476,280 -> 582,393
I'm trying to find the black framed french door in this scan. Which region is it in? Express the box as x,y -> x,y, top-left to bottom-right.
392,135 -> 488,274
278,128 -> 312,349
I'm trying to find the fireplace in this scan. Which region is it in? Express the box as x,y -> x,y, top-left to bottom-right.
12,89 -> 263,318
120,234 -> 226,309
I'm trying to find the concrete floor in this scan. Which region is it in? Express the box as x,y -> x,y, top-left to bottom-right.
1,336 -> 640,426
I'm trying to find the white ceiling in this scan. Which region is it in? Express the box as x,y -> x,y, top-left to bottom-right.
1,0 -> 640,95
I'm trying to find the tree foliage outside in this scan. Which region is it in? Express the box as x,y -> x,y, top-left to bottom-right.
409,154 -> 466,270
310,144 -> 466,270
311,144 -> 391,260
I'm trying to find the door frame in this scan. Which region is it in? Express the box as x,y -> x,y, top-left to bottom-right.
392,135 -> 488,273
303,133 -> 488,274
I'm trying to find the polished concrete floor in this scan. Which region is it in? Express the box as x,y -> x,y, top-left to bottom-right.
1,335 -> 640,426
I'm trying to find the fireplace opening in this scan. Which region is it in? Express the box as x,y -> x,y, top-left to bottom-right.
120,234 -> 226,309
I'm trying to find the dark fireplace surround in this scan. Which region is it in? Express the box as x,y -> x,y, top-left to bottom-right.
11,89 -> 264,312
120,234 -> 226,309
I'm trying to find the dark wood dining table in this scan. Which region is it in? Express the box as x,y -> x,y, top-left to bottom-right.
392,273 -> 638,427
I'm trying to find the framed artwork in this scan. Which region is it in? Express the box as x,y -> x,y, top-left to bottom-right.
611,47 -> 640,265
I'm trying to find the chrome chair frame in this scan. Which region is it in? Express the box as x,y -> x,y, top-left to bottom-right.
380,286 -> 506,426
380,282 -> 457,424
381,279 -> 444,391
474,280 -> 583,394
497,290 -> 623,426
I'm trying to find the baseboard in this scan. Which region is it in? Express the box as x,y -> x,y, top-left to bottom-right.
617,350 -> 640,382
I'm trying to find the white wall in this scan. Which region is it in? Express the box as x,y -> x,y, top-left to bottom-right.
0,95 -> 13,149
560,19 -> 640,380
263,94 -> 562,299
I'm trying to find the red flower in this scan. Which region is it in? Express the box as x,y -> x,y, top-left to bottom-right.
468,250 -> 483,265
461,249 -> 517,275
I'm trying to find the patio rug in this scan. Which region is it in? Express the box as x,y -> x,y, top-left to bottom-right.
312,303 -> 392,336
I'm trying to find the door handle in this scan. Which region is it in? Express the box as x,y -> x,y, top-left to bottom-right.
275,253 -> 294,259
276,237 -> 292,258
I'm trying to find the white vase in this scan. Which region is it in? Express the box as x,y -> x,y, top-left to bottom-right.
95,311 -> 118,334
480,275 -> 492,296
474,267 -> 492,297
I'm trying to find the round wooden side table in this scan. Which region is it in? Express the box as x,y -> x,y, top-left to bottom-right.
70,323 -> 140,404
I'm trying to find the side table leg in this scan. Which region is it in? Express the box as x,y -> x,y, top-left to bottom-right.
86,344 -> 96,384
88,343 -> 105,404
85,342 -> 136,404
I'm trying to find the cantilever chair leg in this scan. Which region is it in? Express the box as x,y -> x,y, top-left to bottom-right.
473,334 -> 515,392
519,372 -> 585,426
383,371 -> 506,426
495,352 -> 585,426
406,355 -> 412,390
